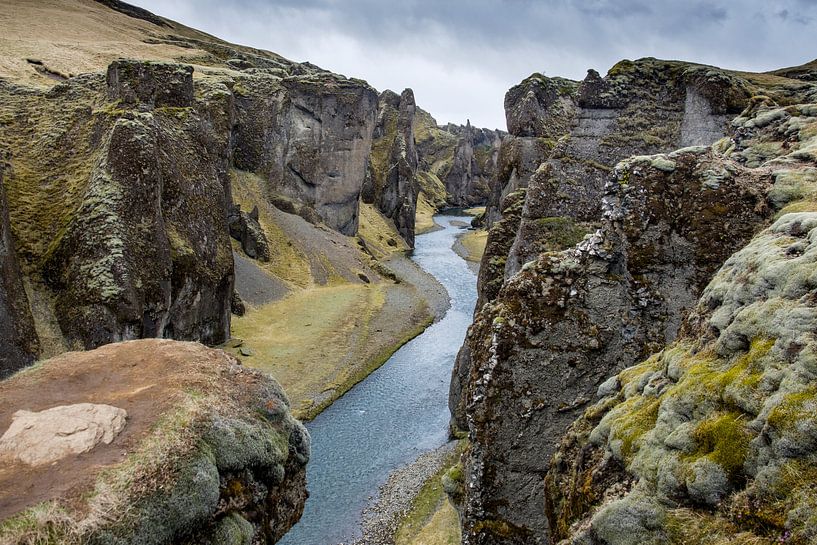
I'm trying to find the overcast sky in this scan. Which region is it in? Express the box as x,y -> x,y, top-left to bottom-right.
132,0 -> 817,129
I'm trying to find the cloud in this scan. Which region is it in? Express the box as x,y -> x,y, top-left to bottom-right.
132,0 -> 817,129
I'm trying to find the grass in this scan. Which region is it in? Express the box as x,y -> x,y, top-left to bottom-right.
229,169 -> 312,288
458,230 -> 488,263
415,192 -> 440,235
395,443 -> 465,545
230,284 -> 383,418
230,282 -> 434,420
358,202 -> 409,259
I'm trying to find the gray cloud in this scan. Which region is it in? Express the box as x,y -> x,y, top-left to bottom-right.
132,0 -> 817,129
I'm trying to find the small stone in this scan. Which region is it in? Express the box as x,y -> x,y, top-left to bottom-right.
239,347 -> 254,357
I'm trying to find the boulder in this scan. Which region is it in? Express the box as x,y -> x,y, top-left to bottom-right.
0,403 -> 127,466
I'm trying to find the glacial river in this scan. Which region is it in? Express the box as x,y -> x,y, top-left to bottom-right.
278,215 -> 478,545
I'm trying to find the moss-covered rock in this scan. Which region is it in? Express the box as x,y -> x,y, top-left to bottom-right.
0,156 -> 39,376
0,340 -> 309,545
542,83 -> 817,545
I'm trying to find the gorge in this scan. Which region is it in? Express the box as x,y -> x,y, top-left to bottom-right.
2,1 -> 817,545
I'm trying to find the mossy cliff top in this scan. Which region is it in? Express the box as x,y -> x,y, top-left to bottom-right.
0,339 -> 309,545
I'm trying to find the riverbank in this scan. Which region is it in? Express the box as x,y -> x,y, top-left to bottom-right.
452,229 -> 487,274
352,441 -> 462,545
230,250 -> 450,420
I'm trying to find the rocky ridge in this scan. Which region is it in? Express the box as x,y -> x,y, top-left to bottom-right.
0,339 -> 309,545
450,58 -> 817,544
414,107 -> 505,212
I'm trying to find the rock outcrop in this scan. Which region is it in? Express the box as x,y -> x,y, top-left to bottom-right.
0,339 -> 309,545
441,121 -> 503,207
414,107 -> 505,210
1,47 -> 379,356
364,89 -> 420,246
451,59 -> 817,544
228,204 -> 271,262
232,72 -> 378,236
541,94 -> 817,545
0,157 -> 38,377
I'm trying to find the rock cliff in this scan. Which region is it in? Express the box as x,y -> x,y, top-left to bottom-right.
414,108 -> 504,211
0,19 -> 378,355
441,121 -> 504,207
451,58 -> 817,544
0,339 -> 309,545
546,99 -> 817,545
364,89 -> 420,246
0,157 -> 39,377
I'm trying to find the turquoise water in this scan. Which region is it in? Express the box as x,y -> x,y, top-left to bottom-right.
278,215 -> 477,545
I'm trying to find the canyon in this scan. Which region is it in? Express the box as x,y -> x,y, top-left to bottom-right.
2,1 -> 817,545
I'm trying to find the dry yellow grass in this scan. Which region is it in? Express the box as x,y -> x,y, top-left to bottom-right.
463,206 -> 486,217
0,0 -> 211,87
415,192 -> 440,235
400,500 -> 461,545
230,284 -> 383,417
458,230 -> 488,263
358,202 -> 409,259
396,498 -> 462,545
395,443 -> 466,545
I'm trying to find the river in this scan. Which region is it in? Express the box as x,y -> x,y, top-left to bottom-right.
278,215 -> 478,545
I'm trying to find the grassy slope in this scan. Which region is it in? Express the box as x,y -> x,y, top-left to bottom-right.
230,170 -> 435,420
395,443 -> 465,545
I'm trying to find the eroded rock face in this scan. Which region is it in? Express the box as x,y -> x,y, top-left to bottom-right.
544,92 -> 817,545
457,148 -> 771,544
364,89 -> 420,246
41,63 -> 234,349
0,157 -> 38,377
442,121 -> 503,207
0,403 -> 127,466
452,60 -> 750,438
454,59 -> 817,545
0,339 -> 309,545
1,55 -> 380,357
232,72 -> 378,236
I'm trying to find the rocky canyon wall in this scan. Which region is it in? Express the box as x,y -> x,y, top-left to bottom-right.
0,53 -> 378,363
451,58 -> 817,544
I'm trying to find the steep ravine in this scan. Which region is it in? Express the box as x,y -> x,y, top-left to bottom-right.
278,216 -> 478,545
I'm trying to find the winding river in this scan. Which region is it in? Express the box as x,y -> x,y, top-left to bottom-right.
278,215 -> 478,545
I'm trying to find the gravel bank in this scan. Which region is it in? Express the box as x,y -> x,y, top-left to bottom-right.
347,441 -> 459,545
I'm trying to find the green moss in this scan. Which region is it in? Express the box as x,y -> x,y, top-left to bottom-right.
395,442 -> 466,544
665,508 -> 770,545
767,384 -> 817,432
471,519 -> 529,540
666,338 -> 774,405
611,397 -> 660,459
686,412 -> 751,478
618,353 -> 663,388
533,216 -> 590,250
155,106 -> 191,120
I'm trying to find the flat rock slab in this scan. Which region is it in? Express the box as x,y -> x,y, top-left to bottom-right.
0,403 -> 127,466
